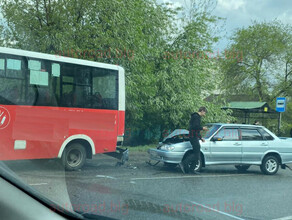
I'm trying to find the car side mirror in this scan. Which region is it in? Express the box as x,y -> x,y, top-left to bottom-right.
212,137 -> 223,142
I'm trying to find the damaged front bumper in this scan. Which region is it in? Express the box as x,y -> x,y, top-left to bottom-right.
148,148 -> 184,164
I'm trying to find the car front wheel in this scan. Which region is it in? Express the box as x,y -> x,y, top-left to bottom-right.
260,155 -> 279,175
183,153 -> 202,173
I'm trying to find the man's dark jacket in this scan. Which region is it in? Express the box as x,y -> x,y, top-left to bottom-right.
189,112 -> 203,140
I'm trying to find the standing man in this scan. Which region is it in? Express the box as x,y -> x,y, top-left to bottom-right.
290,128 -> 292,138
179,107 -> 208,174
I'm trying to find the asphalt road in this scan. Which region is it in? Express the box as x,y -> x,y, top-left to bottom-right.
4,152 -> 292,220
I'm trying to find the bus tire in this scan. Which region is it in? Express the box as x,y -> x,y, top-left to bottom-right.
62,142 -> 86,171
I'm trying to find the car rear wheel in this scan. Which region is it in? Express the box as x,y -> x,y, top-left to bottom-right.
235,165 -> 250,172
62,142 -> 86,171
260,155 -> 279,175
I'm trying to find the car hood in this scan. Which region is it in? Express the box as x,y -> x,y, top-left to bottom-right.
162,129 -> 189,142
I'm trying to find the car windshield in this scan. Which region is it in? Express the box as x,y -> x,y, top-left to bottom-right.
0,1 -> 292,220
202,124 -> 221,139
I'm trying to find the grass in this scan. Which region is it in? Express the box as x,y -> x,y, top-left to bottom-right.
121,144 -> 157,152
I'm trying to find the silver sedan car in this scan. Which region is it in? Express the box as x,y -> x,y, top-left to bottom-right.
148,123 -> 292,175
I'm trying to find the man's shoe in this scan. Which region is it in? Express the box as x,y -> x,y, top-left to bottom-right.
179,162 -> 185,174
193,171 -> 200,175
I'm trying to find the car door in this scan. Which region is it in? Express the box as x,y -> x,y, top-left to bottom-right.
209,127 -> 242,164
241,128 -> 269,163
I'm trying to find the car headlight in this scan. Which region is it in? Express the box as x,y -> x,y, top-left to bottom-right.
160,144 -> 175,151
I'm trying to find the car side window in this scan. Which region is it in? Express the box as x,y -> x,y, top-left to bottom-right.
241,129 -> 263,141
258,128 -> 274,140
214,128 -> 239,141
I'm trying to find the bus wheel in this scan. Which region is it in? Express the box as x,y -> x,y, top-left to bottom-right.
62,143 -> 86,171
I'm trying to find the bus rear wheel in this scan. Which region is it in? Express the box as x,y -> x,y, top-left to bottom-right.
62,143 -> 86,171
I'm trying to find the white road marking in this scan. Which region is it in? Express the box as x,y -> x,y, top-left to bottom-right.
131,174 -> 251,181
96,175 -> 117,179
189,200 -> 245,220
273,216 -> 292,220
29,183 -> 48,186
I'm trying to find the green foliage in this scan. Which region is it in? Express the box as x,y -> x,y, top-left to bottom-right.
0,22 -> 4,46
1,0 -> 232,145
221,21 -> 292,102
281,100 -> 292,137
221,21 -> 292,135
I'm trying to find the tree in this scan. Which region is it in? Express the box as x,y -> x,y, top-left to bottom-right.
1,0 -> 233,145
221,21 -> 292,102
131,0 -> 232,143
221,21 -> 292,135
0,20 -> 4,46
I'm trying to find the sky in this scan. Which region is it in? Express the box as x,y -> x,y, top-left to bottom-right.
1,0 -> 291,50
158,0 -> 292,50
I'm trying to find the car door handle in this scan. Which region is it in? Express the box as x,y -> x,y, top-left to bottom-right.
234,143 -> 241,146
261,143 -> 268,146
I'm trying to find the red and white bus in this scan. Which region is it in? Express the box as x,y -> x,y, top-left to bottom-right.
0,47 -> 127,170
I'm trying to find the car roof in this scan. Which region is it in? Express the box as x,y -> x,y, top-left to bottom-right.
209,123 -> 264,128
163,124 -> 266,141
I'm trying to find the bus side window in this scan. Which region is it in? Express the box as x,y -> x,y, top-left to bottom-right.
8,86 -> 20,104
92,68 -> 118,110
0,58 -> 5,77
26,91 -> 36,105
91,92 -> 103,108
63,91 -> 71,107
0,78 -> 25,105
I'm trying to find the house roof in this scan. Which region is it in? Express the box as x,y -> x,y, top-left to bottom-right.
222,101 -> 267,110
